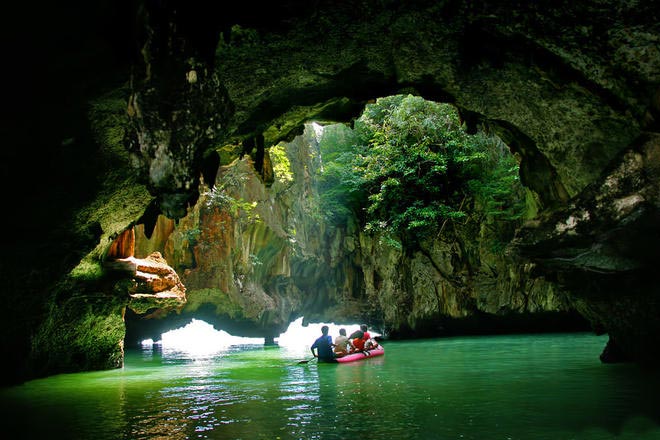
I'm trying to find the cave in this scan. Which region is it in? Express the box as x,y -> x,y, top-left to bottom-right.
1,0 -> 659,389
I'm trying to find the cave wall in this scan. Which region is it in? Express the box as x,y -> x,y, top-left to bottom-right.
213,0 -> 655,207
132,0 -> 656,354
2,0 -> 659,383
129,125 -> 364,342
514,133 -> 660,362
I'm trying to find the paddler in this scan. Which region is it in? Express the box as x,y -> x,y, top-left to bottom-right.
311,325 -> 337,363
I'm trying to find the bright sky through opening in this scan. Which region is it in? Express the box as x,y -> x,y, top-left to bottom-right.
141,317 -> 378,355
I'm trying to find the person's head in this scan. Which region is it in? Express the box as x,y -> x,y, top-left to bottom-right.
360,324 -> 368,332
321,325 -> 329,335
339,328 -> 346,336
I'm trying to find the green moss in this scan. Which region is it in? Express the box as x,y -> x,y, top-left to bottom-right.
128,295 -> 186,315
76,87 -> 154,264
216,142 -> 244,166
523,188 -> 540,220
28,86 -> 155,378
31,292 -> 126,376
70,310 -> 125,366
88,91 -> 129,156
70,259 -> 104,282
226,25 -> 260,47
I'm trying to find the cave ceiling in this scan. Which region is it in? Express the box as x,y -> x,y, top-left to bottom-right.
127,0 -> 658,219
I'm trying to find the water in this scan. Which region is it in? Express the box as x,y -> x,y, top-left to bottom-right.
1,333 -> 659,439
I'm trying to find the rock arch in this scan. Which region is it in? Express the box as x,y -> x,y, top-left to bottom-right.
124,0 -> 659,363
4,0 -> 660,384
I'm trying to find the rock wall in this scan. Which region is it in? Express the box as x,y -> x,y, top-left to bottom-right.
162,0 -> 657,359
121,1 -> 656,356
130,125 -> 362,340
513,133 -> 660,361
129,124 -> 578,342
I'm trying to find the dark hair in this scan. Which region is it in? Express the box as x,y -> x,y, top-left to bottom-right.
321,325 -> 329,335
339,328 -> 346,336
360,324 -> 368,331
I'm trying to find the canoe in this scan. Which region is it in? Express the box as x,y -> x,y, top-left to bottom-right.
335,346 -> 384,363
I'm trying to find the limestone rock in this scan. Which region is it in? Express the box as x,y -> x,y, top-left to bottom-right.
128,124 -> 575,343
513,134 -> 660,361
118,252 -> 187,314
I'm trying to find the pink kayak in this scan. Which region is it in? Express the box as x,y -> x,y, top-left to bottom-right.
335,346 -> 385,363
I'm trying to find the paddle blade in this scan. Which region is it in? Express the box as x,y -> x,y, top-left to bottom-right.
348,330 -> 364,339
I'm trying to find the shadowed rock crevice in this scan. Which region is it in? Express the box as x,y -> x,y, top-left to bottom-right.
236,62 -> 399,139
487,119 -> 570,209
512,133 -> 660,361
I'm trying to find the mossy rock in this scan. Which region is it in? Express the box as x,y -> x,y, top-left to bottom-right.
31,286 -> 126,376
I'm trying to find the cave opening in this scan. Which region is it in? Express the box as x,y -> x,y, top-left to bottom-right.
142,319 -> 265,355
137,317 -> 373,356
119,92 -> 561,352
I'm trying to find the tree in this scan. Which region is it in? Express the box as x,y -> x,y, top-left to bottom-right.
318,94 -> 525,243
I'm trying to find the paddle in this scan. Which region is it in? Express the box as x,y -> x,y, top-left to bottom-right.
297,357 -> 316,364
348,329 -> 364,340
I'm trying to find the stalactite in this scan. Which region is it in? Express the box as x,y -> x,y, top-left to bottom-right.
107,228 -> 135,259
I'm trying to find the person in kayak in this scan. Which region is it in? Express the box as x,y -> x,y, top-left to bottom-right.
311,325 -> 337,363
351,324 -> 375,351
333,328 -> 354,357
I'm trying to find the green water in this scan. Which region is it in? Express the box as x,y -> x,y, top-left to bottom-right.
1,333 -> 659,439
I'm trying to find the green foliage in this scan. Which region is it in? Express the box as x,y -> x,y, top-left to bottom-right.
269,143 -> 294,183
181,227 -> 202,244
249,253 -> 263,266
318,94 -> 525,241
228,25 -> 260,47
204,168 -> 258,219
466,137 -> 527,221
318,124 -> 367,223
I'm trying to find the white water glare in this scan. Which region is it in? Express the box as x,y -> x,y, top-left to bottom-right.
276,317 -> 380,348
142,319 -> 263,356
140,317 -> 379,356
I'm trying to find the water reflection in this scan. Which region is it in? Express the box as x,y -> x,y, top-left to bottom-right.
124,345 -> 275,439
279,362 -> 321,438
2,333 -> 660,439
